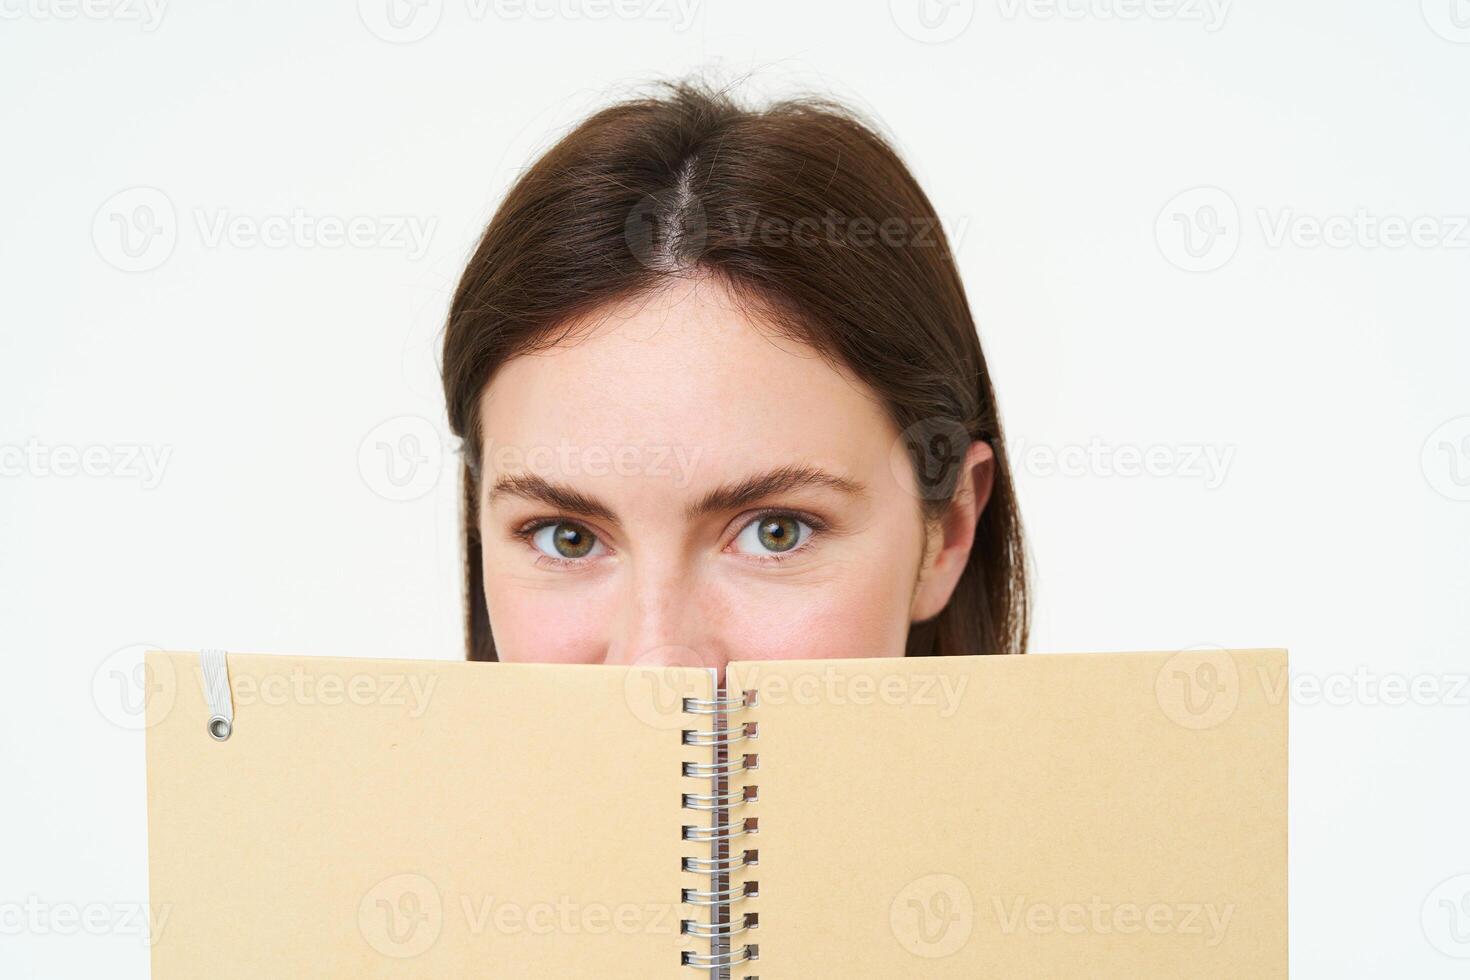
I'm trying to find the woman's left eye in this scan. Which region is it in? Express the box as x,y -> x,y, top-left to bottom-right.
731,513 -> 814,557
529,521 -> 606,561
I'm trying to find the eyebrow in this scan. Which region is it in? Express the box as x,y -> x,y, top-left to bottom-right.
487,463 -> 867,524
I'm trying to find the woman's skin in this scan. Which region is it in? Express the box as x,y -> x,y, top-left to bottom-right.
475,277 -> 995,671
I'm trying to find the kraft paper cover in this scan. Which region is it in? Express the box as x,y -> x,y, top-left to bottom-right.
145,651 -> 715,979
725,648 -> 1288,978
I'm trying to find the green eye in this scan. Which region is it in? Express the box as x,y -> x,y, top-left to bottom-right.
758,516 -> 799,552
733,513 -> 812,556
531,522 -> 601,560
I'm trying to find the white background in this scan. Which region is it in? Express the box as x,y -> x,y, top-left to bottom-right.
3,1 -> 1468,976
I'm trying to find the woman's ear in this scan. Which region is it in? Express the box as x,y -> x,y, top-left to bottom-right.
910,440 -> 995,623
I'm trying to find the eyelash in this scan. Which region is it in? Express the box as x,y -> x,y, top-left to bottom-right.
511,509 -> 829,568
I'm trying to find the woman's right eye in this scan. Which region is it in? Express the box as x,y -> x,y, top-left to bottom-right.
529,521 -> 605,561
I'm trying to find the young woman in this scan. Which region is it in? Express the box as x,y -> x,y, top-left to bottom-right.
441,82 -> 1028,670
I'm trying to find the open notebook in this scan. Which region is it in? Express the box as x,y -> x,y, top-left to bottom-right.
145,648 -> 1287,978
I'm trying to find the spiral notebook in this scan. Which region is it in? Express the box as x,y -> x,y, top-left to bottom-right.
145,647 -> 1287,978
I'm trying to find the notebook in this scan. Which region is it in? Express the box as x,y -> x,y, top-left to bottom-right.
144,647 -> 1287,978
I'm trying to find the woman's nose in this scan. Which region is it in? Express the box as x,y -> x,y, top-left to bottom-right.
602,566 -> 729,672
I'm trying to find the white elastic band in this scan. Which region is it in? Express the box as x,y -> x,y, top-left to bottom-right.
200,649 -> 233,741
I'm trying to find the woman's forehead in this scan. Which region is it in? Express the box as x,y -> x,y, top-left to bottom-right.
479,280 -> 892,465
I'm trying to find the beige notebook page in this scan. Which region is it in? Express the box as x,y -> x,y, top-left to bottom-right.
727,649 -> 1288,978
146,651 -> 716,979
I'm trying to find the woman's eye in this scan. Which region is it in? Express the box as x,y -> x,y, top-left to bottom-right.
530,522 -> 604,560
732,513 -> 813,556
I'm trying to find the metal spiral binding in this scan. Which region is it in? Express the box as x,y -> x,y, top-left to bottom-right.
681,687 -> 759,977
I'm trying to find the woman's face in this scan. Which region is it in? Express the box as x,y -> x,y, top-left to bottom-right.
476,279 -> 984,671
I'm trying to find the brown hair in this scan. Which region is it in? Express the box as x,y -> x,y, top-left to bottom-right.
442,81 -> 1028,662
